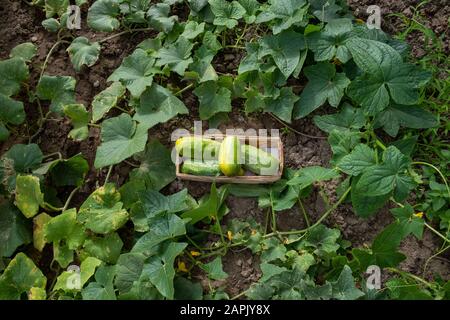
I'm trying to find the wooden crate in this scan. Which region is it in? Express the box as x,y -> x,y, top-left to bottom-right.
175,135 -> 284,184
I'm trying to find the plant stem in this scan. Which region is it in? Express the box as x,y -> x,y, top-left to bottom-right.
231,289 -> 249,300
422,244 -> 450,277
213,207 -> 226,249
42,202 -> 63,212
174,83 -> 194,96
43,151 -> 62,160
371,131 -> 387,150
104,165 -> 113,185
412,161 -> 450,198
39,39 -> 69,82
298,197 -> 310,227
98,28 -> 152,44
224,45 -> 246,50
386,267 -> 433,288
424,222 -> 450,243
269,113 -> 327,139
270,191 -> 277,233
115,105 -> 130,114
62,187 -> 79,212
264,186 -> 351,238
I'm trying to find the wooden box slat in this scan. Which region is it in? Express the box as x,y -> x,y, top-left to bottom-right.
175,135 -> 283,184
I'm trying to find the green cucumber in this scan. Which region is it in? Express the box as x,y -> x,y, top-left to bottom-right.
241,144 -> 279,176
175,136 -> 221,161
181,160 -> 221,176
219,136 -> 242,176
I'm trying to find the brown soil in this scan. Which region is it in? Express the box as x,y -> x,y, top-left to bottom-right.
0,0 -> 448,298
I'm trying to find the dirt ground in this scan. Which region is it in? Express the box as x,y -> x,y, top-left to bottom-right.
0,0 -> 448,297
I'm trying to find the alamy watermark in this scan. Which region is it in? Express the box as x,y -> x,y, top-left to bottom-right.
366,5 -> 382,30
66,5 -> 81,30
66,265 -> 81,290
366,265 -> 382,290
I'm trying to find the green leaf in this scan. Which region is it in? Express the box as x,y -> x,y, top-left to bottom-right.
54,256 -> 102,292
82,265 -> 117,300
48,154 -> 89,187
44,209 -> 86,267
261,237 -> 286,262
78,183 -> 129,234
260,263 -> 287,282
294,62 -> 350,118
256,0 -> 308,34
14,175 -> 44,218
0,123 -> 9,141
42,18 -> 60,32
347,38 -> 431,115
391,204 -> 424,239
0,253 -> 46,300
87,0 -> 121,32
32,213 -> 51,252
1,143 -> 43,188
238,0 -> 259,23
310,0 -> 344,22
313,104 -> 365,133
10,43 -> 37,62
181,21 -> 206,40
83,232 -> 123,264
36,75 -> 76,113
188,0 -> 209,12
0,57 -> 29,96
129,139 -> 176,191
0,201 -> 32,257
194,81 -> 232,120
92,82 -> 126,122
115,252 -> 146,294
67,37 -> 100,72
156,37 -> 193,76
331,265 -> 364,300
303,225 -> 340,256
44,0 -> 69,18
356,146 -> 412,198
337,144 -> 377,176
182,183 -> 222,224
390,136 -> 418,157
0,94 -> 25,134
264,86 -> 298,123
209,0 -> 246,29
132,213 -> 186,255
351,176 -> 390,218
64,104 -> 89,141
201,257 -> 228,280
307,18 -> 354,63
174,277 -> 203,300
374,104 -> 438,137
107,49 -> 157,98
131,189 -> 188,232
259,30 -> 306,78
134,83 -> 188,129
2,143 -> 44,173
141,241 -> 187,299
94,113 -> 148,168
386,278 -> 433,300
147,3 -> 178,33
287,166 -> 339,189
328,129 -> 361,166
353,222 -> 407,270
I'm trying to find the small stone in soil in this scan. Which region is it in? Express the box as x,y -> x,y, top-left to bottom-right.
224,54 -> 235,61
